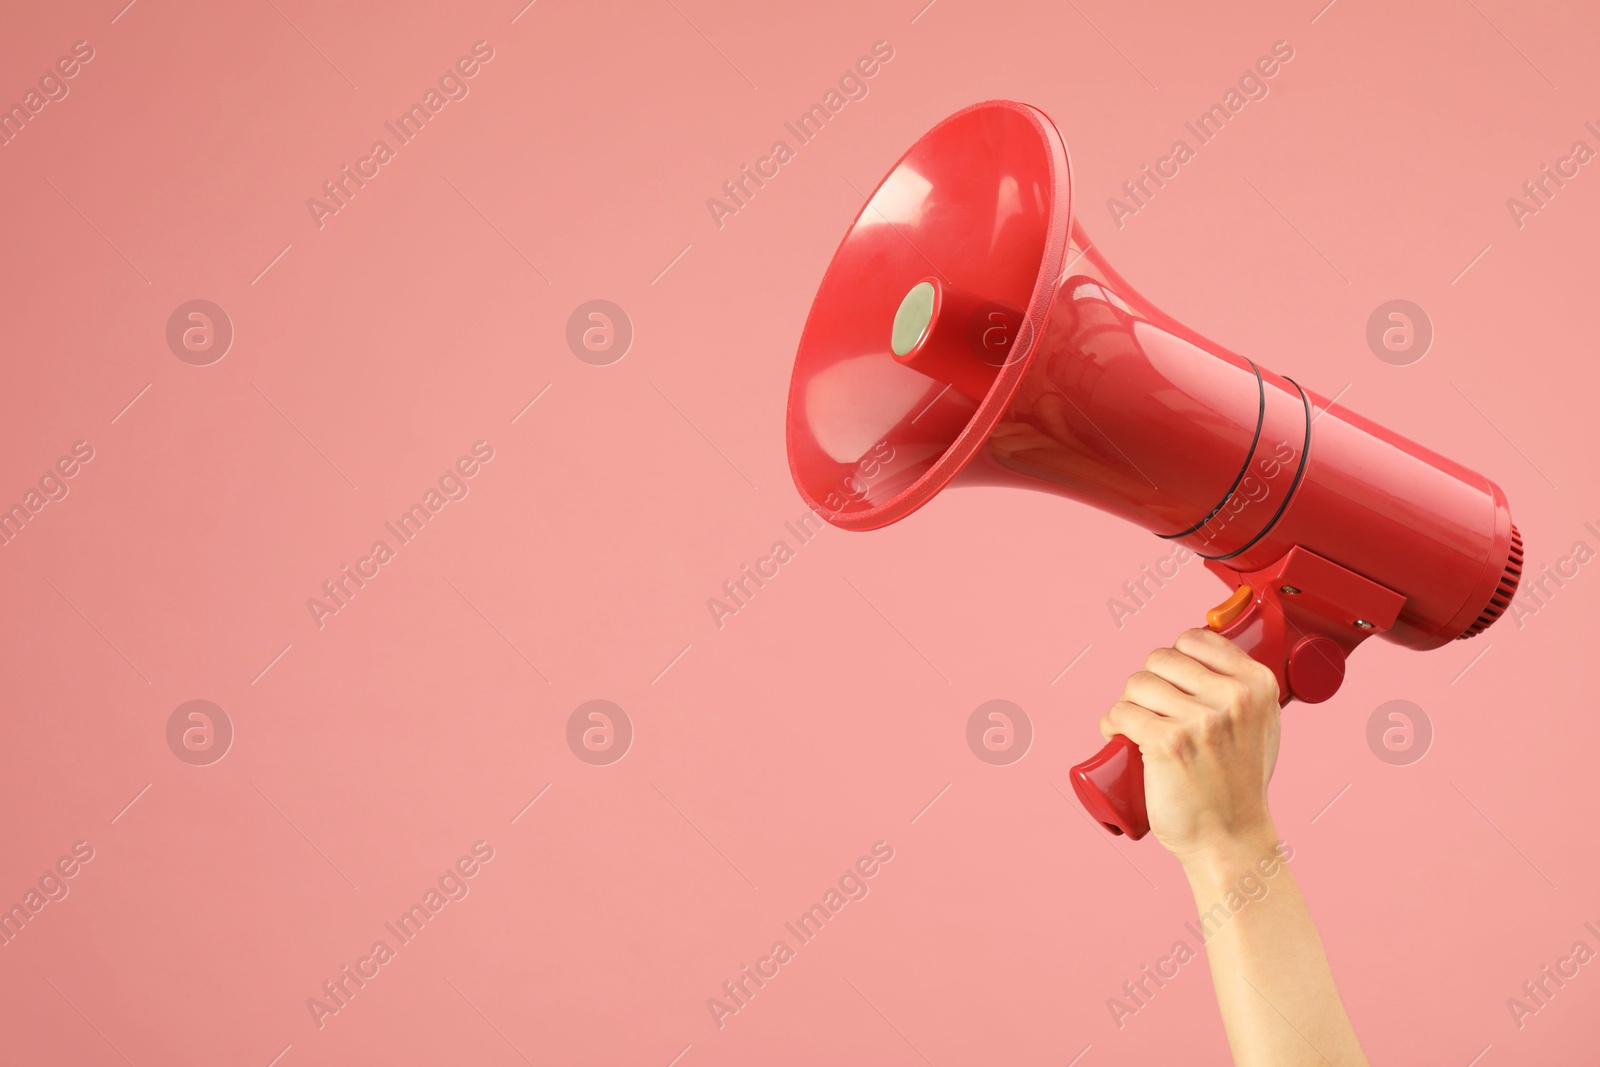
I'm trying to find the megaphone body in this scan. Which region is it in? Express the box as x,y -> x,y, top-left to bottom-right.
786,101 -> 1522,838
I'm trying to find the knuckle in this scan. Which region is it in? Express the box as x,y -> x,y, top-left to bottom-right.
1157,730 -> 1192,761
1221,677 -> 1253,712
1242,661 -> 1279,698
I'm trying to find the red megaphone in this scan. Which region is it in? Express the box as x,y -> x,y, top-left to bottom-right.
784,101 -> 1522,839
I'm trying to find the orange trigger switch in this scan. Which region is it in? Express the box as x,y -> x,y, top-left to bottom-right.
1206,585 -> 1255,631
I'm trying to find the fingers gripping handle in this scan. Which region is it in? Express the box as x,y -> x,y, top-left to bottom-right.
1067,549 -> 1402,840
1067,585 -> 1282,840
1068,588 -> 1267,838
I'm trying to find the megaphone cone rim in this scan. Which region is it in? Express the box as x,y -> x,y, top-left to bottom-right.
785,99 -> 1074,531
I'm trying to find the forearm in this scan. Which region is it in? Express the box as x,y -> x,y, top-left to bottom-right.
1182,832 -> 1367,1067
1104,631 -> 1368,1063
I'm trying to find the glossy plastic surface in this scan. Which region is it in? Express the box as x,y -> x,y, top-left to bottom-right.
786,101 -> 1070,527
786,100 -> 1522,842
1069,735 -> 1145,838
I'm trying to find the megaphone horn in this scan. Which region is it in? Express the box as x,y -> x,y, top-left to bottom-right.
785,101 -> 1521,839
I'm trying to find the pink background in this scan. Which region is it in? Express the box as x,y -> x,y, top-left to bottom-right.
1,0 -> 1596,1063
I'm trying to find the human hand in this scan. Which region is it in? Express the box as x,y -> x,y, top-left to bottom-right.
1098,628 -> 1283,866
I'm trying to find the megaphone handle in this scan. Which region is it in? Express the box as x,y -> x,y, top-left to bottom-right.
1068,584 -> 1294,840
1069,734 -> 1148,837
